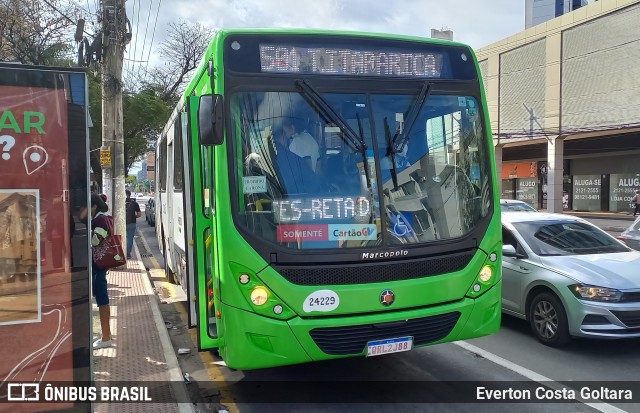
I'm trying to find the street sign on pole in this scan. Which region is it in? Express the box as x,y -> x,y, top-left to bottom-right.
100,146 -> 111,167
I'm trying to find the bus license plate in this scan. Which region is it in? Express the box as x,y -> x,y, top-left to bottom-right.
366,336 -> 413,357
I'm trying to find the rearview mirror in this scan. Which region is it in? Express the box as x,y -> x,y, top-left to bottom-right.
503,244 -> 517,257
198,94 -> 225,146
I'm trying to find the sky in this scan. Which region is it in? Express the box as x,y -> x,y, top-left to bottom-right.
121,0 -> 528,175
121,0 -> 527,81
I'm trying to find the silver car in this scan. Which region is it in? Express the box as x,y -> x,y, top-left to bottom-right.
618,216 -> 640,251
501,212 -> 640,346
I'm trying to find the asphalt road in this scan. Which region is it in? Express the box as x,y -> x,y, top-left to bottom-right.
134,215 -> 639,413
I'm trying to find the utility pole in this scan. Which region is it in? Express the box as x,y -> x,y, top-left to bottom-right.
101,0 -> 129,238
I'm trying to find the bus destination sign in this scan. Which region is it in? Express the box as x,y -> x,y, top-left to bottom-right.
259,45 -> 444,78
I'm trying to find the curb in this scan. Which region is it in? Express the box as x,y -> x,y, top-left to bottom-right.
133,242 -> 196,413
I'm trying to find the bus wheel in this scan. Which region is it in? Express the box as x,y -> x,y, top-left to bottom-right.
163,250 -> 177,285
161,238 -> 172,284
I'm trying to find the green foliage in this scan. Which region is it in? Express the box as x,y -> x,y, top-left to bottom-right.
0,0 -> 76,65
123,87 -> 170,172
88,73 -> 170,177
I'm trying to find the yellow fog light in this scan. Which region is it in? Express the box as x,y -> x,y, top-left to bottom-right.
479,266 -> 493,283
250,286 -> 269,306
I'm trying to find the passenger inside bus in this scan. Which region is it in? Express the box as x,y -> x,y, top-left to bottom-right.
286,117 -> 320,173
272,118 -> 325,195
317,126 -> 361,194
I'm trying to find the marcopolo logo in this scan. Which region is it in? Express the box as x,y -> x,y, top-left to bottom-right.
361,250 -> 409,260
328,224 -> 377,241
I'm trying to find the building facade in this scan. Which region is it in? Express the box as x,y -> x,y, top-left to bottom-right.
478,0 -> 640,213
431,28 -> 454,41
525,0 -> 589,29
137,160 -> 148,181
145,151 -> 155,189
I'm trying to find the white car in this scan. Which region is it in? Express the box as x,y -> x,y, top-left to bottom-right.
501,212 -> 640,346
500,199 -> 537,212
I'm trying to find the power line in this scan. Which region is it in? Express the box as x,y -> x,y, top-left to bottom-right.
125,0 -> 140,72
130,0 -> 142,74
136,0 -> 154,79
40,0 -> 94,38
144,0 -> 162,75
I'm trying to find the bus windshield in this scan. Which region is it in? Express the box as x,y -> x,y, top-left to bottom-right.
232,87 -> 491,250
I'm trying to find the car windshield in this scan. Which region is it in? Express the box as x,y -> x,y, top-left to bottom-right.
623,216 -> 640,233
501,202 -> 536,212
512,220 -> 629,256
231,89 -> 491,250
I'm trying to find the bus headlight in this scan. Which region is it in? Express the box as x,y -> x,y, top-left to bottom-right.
479,265 -> 493,283
250,286 -> 269,306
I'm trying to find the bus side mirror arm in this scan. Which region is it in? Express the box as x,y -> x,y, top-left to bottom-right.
198,94 -> 225,146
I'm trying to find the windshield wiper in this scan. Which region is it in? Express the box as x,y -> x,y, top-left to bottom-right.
390,81 -> 432,155
383,117 -> 399,190
295,79 -> 373,193
295,79 -> 366,153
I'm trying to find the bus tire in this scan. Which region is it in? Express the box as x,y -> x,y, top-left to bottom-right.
161,234 -> 175,284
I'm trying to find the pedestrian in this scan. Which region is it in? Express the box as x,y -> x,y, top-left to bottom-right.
125,190 -> 141,259
80,193 -> 113,349
632,190 -> 640,216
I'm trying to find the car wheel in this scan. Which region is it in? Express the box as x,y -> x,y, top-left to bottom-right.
528,292 -> 571,347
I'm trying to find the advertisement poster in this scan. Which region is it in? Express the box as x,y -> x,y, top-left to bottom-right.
609,173 -> 640,212
572,174 -> 602,212
516,177 -> 538,207
0,66 -> 90,412
501,162 -> 538,179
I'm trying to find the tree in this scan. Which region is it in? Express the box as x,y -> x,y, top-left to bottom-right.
122,87 -> 169,173
0,0 -> 77,65
133,20 -> 214,105
88,72 -> 170,178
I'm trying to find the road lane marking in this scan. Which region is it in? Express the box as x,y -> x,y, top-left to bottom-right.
455,341 -> 629,413
138,229 -> 238,413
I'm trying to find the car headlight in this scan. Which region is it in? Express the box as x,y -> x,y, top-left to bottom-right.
570,284 -> 623,302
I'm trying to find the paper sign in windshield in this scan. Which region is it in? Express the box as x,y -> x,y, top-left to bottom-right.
243,176 -> 267,194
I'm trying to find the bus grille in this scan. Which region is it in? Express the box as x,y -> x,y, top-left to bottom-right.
309,312 -> 461,355
611,310 -> 640,327
273,251 -> 474,285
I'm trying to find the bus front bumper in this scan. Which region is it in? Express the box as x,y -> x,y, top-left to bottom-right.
217,283 -> 500,370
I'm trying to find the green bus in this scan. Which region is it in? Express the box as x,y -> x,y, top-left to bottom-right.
156,29 -> 501,370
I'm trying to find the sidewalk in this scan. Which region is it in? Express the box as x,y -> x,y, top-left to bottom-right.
92,242 -> 194,413
566,210 -> 636,221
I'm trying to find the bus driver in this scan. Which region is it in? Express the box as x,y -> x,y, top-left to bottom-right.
283,117 -> 320,173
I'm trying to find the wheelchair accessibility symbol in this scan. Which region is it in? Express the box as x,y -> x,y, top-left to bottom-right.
392,213 -> 414,237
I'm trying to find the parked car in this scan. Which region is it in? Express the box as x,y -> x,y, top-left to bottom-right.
145,198 -> 155,226
500,199 -> 537,212
501,212 -> 640,346
617,216 -> 640,251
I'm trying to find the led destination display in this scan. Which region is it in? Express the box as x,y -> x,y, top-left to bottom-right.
260,44 -> 444,78
272,196 -> 371,223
